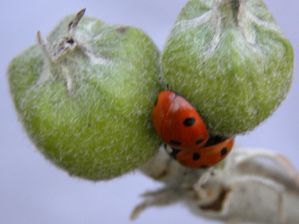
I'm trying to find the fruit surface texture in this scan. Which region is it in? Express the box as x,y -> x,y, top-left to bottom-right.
162,0 -> 294,135
8,12 -> 161,180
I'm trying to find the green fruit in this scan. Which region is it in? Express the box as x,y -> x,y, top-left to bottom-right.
162,0 -> 294,136
8,10 -> 161,180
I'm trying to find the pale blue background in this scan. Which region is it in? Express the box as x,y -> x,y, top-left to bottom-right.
0,1 -> 298,224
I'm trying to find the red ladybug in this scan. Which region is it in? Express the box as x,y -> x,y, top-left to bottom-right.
152,90 -> 234,169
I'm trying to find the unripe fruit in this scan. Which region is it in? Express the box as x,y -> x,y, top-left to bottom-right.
162,0 -> 294,136
8,10 -> 161,180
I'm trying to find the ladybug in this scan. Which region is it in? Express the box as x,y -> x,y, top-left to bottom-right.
152,90 -> 234,169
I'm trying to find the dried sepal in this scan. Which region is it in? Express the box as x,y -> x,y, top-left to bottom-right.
134,146 -> 299,223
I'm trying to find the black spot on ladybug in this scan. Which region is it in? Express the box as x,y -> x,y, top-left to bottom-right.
192,152 -> 201,161
183,117 -> 195,127
170,147 -> 180,159
200,165 -> 210,169
196,138 -> 203,145
221,148 -> 228,157
170,140 -> 181,146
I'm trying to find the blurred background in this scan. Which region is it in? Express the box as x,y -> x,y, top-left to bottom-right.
0,0 -> 298,223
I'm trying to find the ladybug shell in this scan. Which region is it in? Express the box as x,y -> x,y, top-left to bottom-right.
152,91 -> 209,150
169,137 -> 234,169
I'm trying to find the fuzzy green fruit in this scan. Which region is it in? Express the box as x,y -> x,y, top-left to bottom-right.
162,0 -> 294,136
8,10 -> 161,180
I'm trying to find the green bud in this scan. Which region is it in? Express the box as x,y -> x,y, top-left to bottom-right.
8,10 -> 160,180
162,0 -> 294,136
